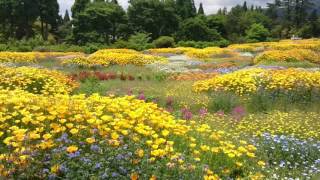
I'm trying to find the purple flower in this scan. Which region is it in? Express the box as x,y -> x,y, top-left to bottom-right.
90,145 -> 101,152
119,166 -> 127,174
42,168 -> 49,174
59,164 -> 68,173
116,154 -> 125,160
112,172 -> 119,177
68,151 -> 80,159
95,162 -> 102,169
80,157 -> 91,164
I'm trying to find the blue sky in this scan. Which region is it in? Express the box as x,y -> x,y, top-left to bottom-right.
58,0 -> 273,15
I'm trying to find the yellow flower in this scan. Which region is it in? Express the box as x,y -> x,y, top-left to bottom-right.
236,162 -> 243,167
51,164 -> 60,174
135,149 -> 144,158
66,145 -> 78,153
161,129 -> 170,137
258,161 -> 266,167
189,143 -> 197,148
43,133 -> 52,140
111,132 -> 119,140
70,128 -> 78,135
247,152 -> 256,158
149,175 -> 157,180
86,138 -> 95,144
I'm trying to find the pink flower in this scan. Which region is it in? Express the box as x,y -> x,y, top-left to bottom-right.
181,108 -> 193,120
232,106 -> 246,120
138,91 -> 146,101
199,107 -> 208,118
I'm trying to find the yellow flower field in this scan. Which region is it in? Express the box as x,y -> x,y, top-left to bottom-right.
63,49 -> 167,67
193,68 -> 320,95
0,66 -> 78,95
0,89 -> 264,179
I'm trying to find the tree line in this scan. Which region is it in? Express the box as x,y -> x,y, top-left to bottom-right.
0,0 -> 319,48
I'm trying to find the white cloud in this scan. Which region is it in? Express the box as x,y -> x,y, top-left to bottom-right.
58,0 -> 272,15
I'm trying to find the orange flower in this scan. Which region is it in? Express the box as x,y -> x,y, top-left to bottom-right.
131,172 -> 139,180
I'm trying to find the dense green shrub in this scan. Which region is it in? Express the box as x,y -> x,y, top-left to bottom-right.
208,92 -> 240,113
153,36 -> 175,48
127,33 -> 154,51
177,40 -> 230,48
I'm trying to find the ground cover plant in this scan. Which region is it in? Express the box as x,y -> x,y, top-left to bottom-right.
0,39 -> 320,179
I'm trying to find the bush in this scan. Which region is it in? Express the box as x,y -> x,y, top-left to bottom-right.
153,36 -> 175,48
177,40 -> 230,49
208,92 -> 240,113
112,39 -> 131,49
128,33 -> 153,51
0,44 -> 7,51
245,23 -> 270,42
246,93 -> 274,113
33,44 -> 86,53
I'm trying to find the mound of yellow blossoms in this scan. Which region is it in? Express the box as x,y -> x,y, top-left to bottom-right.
204,111 -> 320,140
147,47 -> 196,55
185,47 -> 236,60
193,68 -> 320,95
254,49 -> 320,64
63,49 -> 166,67
227,39 -> 320,53
0,52 -> 39,63
228,43 -> 264,52
0,66 -> 78,95
0,52 -> 84,64
266,39 -> 320,51
0,90 -> 263,178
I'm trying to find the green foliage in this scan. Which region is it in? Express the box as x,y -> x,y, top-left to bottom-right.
127,33 -> 153,51
246,92 -> 273,113
198,3 -> 205,15
153,36 -> 175,48
208,92 -> 240,113
245,23 -> 270,42
128,0 -> 179,39
72,1 -> 127,44
177,17 -> 222,41
0,0 -> 319,48
177,40 -> 230,48
176,0 -> 197,19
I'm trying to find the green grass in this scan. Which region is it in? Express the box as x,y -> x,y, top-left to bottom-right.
256,61 -> 320,68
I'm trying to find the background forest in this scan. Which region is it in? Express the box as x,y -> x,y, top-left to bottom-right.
0,0 -> 320,52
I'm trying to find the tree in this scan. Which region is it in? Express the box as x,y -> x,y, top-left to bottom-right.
71,0 -> 90,18
308,9 -> 319,36
111,0 -> 118,4
243,1 -> 248,11
11,0 -> 40,39
177,17 -> 222,41
245,23 -> 270,42
176,0 -> 196,19
206,15 -> 227,37
198,3 -> 204,15
73,1 -> 127,44
63,10 -> 71,23
38,0 -> 60,40
225,5 -> 246,38
128,0 -> 179,39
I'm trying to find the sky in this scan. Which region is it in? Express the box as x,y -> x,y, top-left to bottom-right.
58,0 -> 273,15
